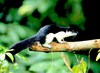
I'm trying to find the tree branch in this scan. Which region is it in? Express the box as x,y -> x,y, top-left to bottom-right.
29,39 -> 100,52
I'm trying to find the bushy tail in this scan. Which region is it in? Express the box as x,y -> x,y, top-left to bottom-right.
9,36 -> 35,55
5,36 -> 35,63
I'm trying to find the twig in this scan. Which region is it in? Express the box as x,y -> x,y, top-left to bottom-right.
60,52 -> 72,72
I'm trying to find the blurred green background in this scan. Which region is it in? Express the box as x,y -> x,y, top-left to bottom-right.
0,0 -> 100,73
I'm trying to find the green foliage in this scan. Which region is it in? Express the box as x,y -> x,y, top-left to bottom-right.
0,22 -> 7,34
0,22 -> 35,47
0,46 -> 6,54
18,0 -> 57,15
0,46 -> 14,62
0,60 -> 9,73
0,0 -> 4,4
69,0 -> 85,24
29,53 -> 71,73
16,54 -> 28,62
72,59 -> 87,73
0,46 -> 18,73
6,53 -> 14,63
6,8 -> 22,22
96,49 -> 100,61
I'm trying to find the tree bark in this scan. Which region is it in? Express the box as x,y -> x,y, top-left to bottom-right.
29,39 -> 100,52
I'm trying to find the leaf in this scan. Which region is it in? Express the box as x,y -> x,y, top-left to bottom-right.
5,53 -> 14,63
98,49 -> 100,53
10,23 -> 27,39
72,60 -> 87,73
0,54 -> 5,61
1,60 -> 9,67
81,61 -> 87,73
18,0 -> 38,15
37,0 -> 52,13
16,54 -> 28,62
72,65 -> 80,73
96,53 -> 100,61
0,46 -> 6,53
18,5 -> 34,15
7,28 -> 19,43
0,22 -> 7,34
12,63 -> 18,70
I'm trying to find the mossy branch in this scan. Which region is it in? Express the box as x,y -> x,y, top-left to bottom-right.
29,39 -> 100,52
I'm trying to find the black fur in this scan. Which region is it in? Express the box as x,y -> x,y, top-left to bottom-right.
6,25 -> 82,62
